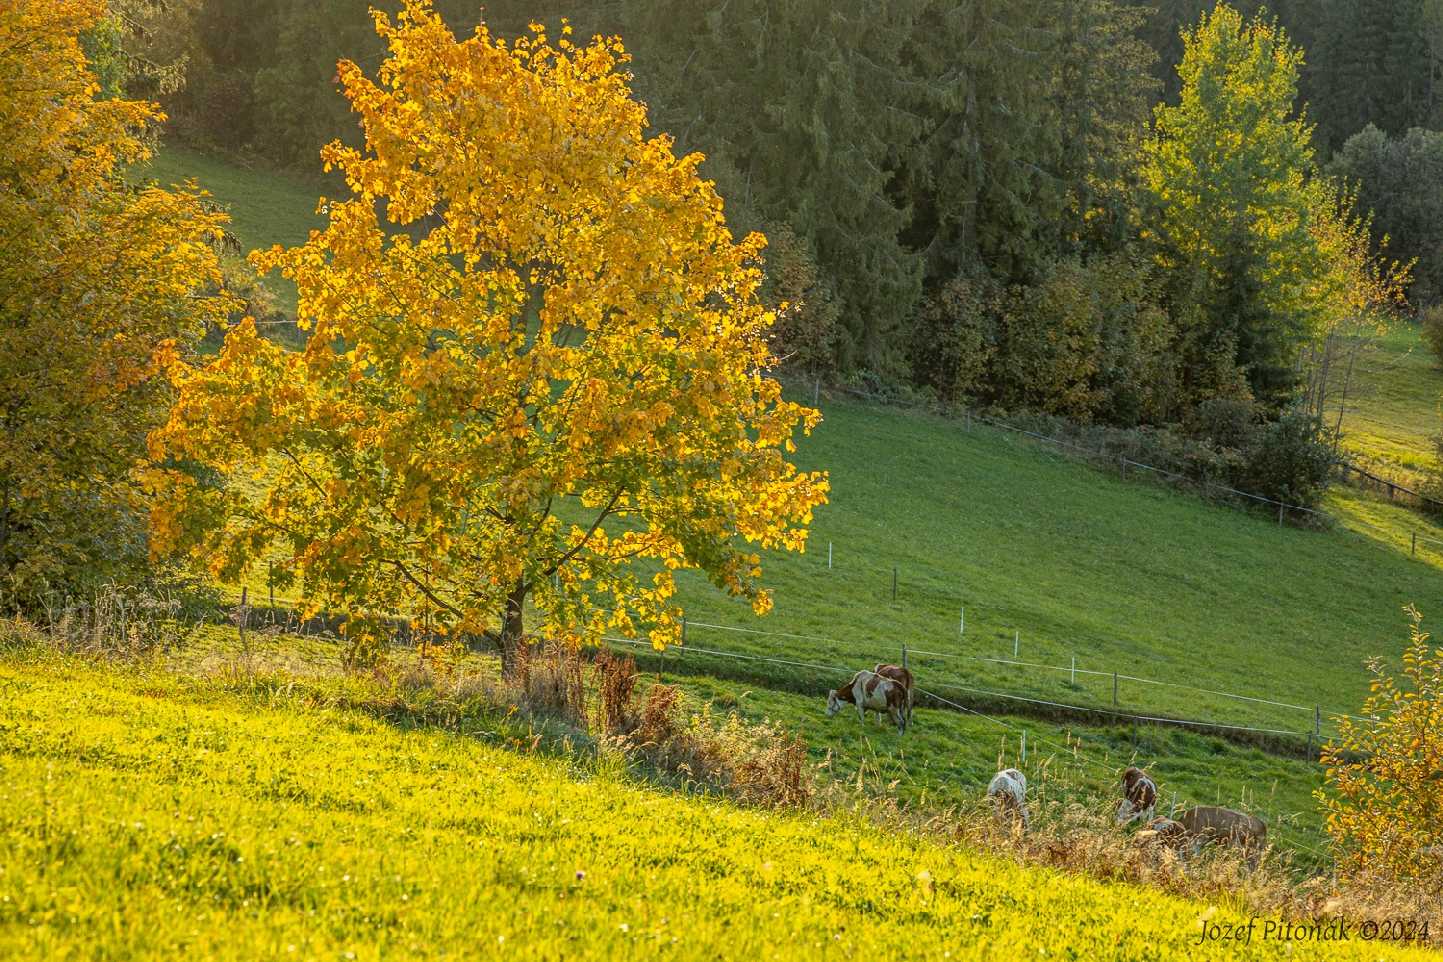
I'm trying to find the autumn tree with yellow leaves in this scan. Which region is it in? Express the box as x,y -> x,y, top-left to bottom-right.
0,0 -> 230,603
1319,606 -> 1443,890
150,0 -> 829,666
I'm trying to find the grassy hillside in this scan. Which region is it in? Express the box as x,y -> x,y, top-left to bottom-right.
0,649 -> 1420,961
137,144 -> 326,315
227,391 -> 1443,740
135,148 -> 1443,865
1338,323 -> 1443,481
643,396 -> 1443,740
665,670 -> 1329,860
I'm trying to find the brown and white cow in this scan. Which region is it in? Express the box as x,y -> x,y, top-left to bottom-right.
1176,805 -> 1267,860
826,670 -> 910,734
987,768 -> 1030,831
1115,766 -> 1158,826
873,663 -> 914,724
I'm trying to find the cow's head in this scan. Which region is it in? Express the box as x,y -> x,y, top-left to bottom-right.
825,689 -> 844,717
1115,798 -> 1135,825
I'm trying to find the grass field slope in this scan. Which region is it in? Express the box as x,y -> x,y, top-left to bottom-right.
1338,323 -> 1443,482
660,396 -> 1443,737
141,146 -> 1443,739
130,145 -> 1443,872
0,650 -> 1425,962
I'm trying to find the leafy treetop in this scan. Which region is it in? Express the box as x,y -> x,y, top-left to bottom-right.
149,0 -> 829,664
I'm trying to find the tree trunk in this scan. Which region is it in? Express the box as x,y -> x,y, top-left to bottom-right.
499,581 -> 528,675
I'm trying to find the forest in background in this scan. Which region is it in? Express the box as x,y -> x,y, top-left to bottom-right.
56,0 -> 1443,550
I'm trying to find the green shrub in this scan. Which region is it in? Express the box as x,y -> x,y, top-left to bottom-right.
1239,407 -> 1337,508
1183,397 -> 1260,451
761,223 -> 842,377
905,274 -> 998,404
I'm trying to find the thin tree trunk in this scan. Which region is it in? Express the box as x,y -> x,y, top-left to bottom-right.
0,478 -> 11,573
1334,338 -> 1360,454
499,581 -> 528,674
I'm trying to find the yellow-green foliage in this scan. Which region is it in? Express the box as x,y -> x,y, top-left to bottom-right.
1320,607 -> 1443,888
0,652 -> 1429,961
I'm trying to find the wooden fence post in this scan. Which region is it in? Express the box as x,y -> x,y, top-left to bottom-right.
1112,672 -> 1119,707
237,586 -> 249,654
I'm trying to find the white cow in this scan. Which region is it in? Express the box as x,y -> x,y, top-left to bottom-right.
987,768 -> 1030,831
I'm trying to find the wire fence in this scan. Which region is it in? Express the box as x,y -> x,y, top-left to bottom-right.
671,614 -> 1366,742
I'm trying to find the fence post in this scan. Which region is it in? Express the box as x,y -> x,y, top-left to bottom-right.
1413,531 -> 1418,557
1070,655 -> 1076,686
959,607 -> 965,636
828,541 -> 833,570
681,616 -> 687,645
1021,730 -> 1027,764
1112,672 -> 1119,707
237,586 -> 249,652
902,642 -> 908,669
268,562 -> 275,615
814,376 -> 821,408
1278,502 -> 1284,526
1013,630 -> 1019,658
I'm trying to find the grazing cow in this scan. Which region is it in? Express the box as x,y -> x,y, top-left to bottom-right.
873,663 -> 915,724
1176,806 -> 1267,860
987,768 -> 1030,831
826,670 -> 910,734
1115,766 -> 1158,825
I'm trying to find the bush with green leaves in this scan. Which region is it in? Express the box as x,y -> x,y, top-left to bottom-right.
1238,406 -> 1337,508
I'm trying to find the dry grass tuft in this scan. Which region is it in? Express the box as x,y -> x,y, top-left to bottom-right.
516,640 -> 587,728
626,691 -> 814,809
593,650 -> 638,736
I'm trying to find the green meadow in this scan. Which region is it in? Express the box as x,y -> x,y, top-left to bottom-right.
1,647 -> 1422,962
122,143 -> 1443,874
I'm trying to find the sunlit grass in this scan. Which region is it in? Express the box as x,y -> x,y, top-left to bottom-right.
3,650 -> 1407,960
1338,322 -> 1443,481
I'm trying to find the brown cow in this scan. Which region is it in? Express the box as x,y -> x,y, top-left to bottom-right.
826,670 -> 910,734
1176,806 -> 1267,861
1116,766 -> 1158,826
873,663 -> 914,724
